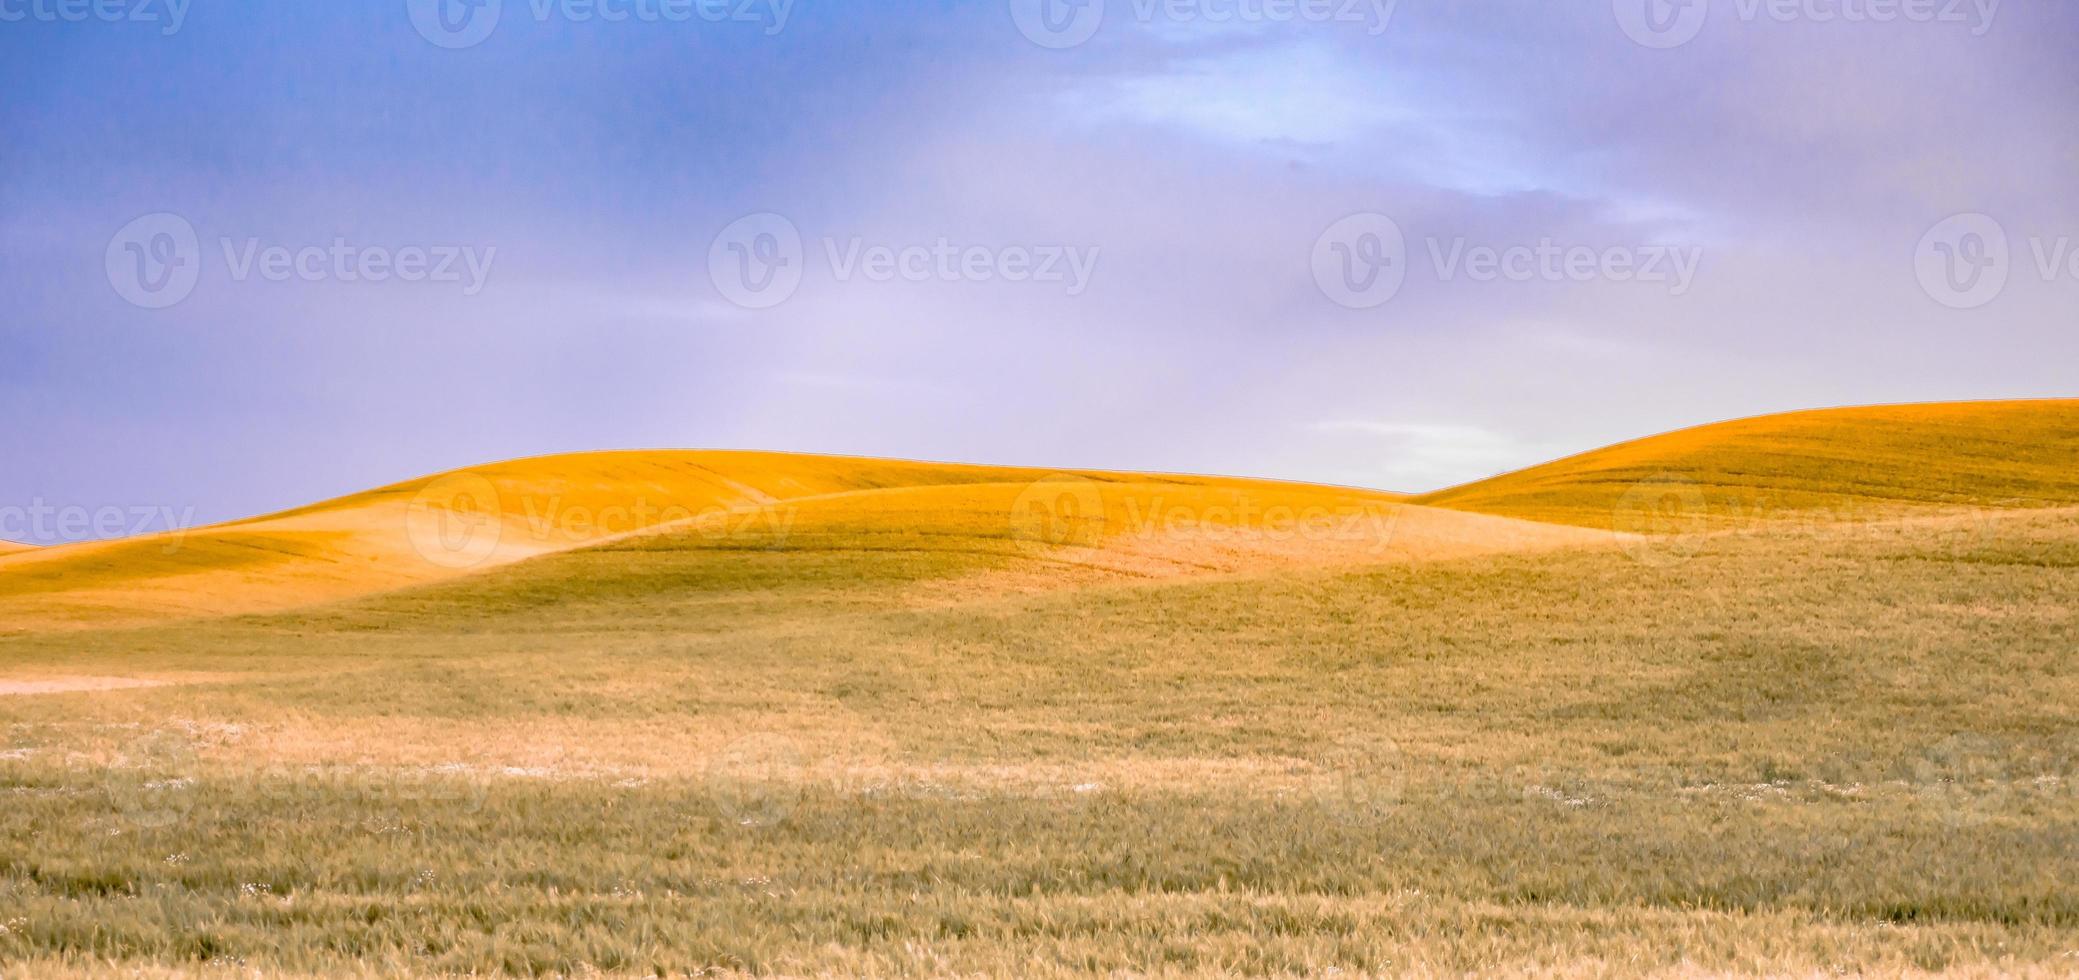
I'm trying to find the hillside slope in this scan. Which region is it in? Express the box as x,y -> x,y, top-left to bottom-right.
343,477 -> 1598,630
0,452 -> 1414,631
1415,400 -> 2079,529
8,399 -> 2074,631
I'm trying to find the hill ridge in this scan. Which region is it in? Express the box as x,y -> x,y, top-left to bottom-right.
1413,399 -> 2079,529
5,399 -> 2075,631
0,452 -> 1408,631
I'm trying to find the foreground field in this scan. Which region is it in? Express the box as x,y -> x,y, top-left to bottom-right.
2,401 -> 2076,976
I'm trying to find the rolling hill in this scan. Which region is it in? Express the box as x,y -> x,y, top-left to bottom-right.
1415,399 -> 2079,529
356,476 -> 1605,632
3,399 -> 2074,633
0,451 -> 1038,630
0,452 -> 1435,631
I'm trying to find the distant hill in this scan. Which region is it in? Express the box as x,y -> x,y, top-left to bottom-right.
0,451 -> 1433,630
5,400 -> 2075,632
1414,400 -> 2079,529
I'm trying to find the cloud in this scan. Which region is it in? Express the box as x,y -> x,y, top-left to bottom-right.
1061,40 -> 1412,147
1303,420 -> 1571,493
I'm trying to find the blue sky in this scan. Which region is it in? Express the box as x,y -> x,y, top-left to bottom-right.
4,0 -> 2075,542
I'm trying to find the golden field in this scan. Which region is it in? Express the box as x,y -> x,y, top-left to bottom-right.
1,400 -> 2075,977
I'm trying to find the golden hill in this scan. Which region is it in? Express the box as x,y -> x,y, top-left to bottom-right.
0,452 -> 1446,631
5,399 -> 2073,632
1415,399 -> 2079,530
391,476 -> 1603,628
0,451 -> 1064,630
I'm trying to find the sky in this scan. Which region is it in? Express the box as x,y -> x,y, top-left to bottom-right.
3,0 -> 2075,543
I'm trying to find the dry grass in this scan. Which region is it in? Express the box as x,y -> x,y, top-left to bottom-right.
1,403 -> 2075,975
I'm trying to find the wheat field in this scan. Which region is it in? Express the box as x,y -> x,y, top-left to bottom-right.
1,401 -> 2076,977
